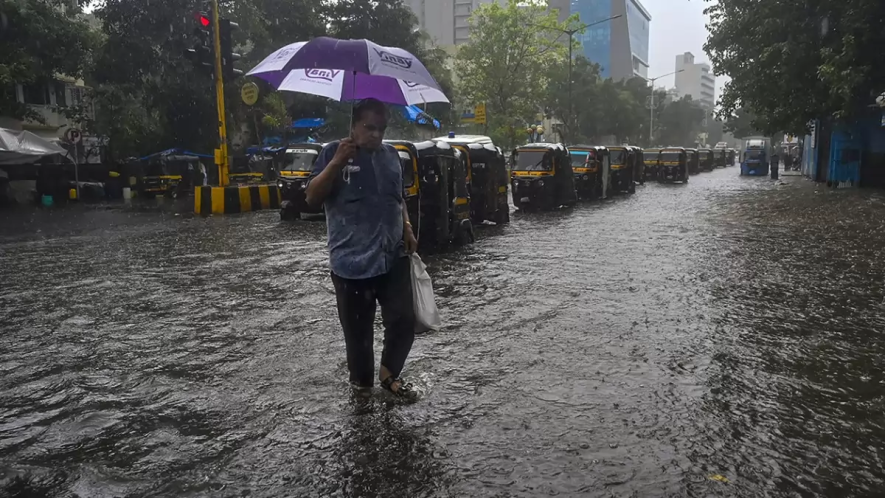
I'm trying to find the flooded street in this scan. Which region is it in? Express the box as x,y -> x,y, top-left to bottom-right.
3,168 -> 885,497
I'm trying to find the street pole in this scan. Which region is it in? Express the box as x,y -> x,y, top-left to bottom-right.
211,0 -> 230,187
647,69 -> 683,147
567,33 -> 573,142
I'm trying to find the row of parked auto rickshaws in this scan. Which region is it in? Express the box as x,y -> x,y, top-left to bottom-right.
274,138 -> 738,248
641,147 -> 737,183
275,136 -> 509,248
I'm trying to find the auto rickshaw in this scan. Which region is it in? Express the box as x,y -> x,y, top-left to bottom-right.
657,147 -> 690,183
606,146 -> 636,194
277,143 -> 324,221
434,136 -> 510,225
685,148 -> 700,175
386,140 -> 474,247
510,143 -> 577,210
569,145 -> 610,200
139,151 -> 200,198
714,148 -> 729,168
698,148 -> 715,172
643,148 -> 661,181
230,155 -> 269,185
727,148 -> 737,166
629,146 -> 646,185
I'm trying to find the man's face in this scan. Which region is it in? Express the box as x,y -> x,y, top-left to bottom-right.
352,110 -> 388,150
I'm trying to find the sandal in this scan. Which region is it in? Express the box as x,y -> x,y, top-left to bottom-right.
380,376 -> 416,399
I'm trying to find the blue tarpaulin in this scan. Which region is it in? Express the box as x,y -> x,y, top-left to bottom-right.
401,106 -> 440,129
292,118 -> 325,129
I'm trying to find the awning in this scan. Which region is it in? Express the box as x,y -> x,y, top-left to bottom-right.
0,128 -> 67,165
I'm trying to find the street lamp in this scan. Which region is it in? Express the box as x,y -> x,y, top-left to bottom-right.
647,69 -> 683,146
548,14 -> 622,141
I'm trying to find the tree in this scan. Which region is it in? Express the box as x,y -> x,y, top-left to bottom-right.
0,0 -> 97,122
544,55 -> 602,143
721,106 -> 763,139
704,0 -> 885,135
455,0 -> 570,149
656,96 -> 706,147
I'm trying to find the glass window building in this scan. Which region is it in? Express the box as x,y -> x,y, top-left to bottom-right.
569,0 -> 651,80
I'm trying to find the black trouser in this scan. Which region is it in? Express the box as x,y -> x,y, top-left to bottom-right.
331,256 -> 415,388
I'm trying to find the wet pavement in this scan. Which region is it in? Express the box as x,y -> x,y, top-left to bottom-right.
3,167 -> 885,497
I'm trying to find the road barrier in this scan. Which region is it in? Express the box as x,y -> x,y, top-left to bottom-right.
194,184 -> 280,215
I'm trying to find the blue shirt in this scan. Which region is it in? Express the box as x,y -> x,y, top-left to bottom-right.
309,141 -> 405,279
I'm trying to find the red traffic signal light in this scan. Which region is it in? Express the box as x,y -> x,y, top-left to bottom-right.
194,12 -> 211,29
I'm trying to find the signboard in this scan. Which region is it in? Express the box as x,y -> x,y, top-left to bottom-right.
64,128 -> 82,144
241,82 -> 259,106
474,103 -> 487,125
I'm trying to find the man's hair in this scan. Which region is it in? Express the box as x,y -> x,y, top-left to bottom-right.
352,98 -> 388,125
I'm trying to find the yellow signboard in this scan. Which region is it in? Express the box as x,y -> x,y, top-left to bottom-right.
474,103 -> 487,125
241,82 -> 259,106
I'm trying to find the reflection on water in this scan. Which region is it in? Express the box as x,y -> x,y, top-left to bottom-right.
2,170 -> 885,496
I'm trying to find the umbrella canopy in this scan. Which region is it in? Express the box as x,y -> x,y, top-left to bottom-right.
248,38 -> 442,90
247,38 -> 449,106
0,128 -> 67,165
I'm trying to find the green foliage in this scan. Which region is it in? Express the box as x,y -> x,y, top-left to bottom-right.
0,0 -> 97,121
705,0 -> 885,135
455,0 -> 570,149
655,95 -> 706,147
722,106 -> 763,139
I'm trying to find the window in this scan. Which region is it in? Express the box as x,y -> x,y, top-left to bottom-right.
398,151 -> 415,188
54,82 -> 66,106
22,84 -> 50,105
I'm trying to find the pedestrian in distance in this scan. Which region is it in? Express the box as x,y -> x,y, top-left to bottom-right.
305,98 -> 419,399
770,150 -> 780,180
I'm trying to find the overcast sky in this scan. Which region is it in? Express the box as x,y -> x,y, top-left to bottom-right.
640,0 -> 726,99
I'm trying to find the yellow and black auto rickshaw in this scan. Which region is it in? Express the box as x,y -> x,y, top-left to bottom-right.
277,143 -> 324,221
698,148 -> 715,172
628,146 -> 646,185
510,143 -> 577,210
714,148 -> 729,168
569,145 -> 610,200
643,148 -> 661,182
139,151 -> 201,199
657,147 -> 690,183
607,146 -> 636,194
387,140 -> 474,248
435,137 -> 510,225
229,155 -> 270,185
685,148 -> 700,175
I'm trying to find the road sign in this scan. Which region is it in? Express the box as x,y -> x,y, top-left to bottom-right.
241,82 -> 259,106
65,128 -> 82,144
474,103 -> 487,125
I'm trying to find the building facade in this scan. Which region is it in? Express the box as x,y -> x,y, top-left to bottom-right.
568,0 -> 650,80
409,0 -> 575,48
674,52 -> 716,109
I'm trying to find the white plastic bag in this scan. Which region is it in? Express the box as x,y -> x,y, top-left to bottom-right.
410,253 -> 441,333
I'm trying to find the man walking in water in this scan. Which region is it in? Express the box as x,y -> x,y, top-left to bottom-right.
306,99 -> 419,398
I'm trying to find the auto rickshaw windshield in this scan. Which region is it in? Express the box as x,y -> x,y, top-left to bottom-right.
282,149 -> 319,171
514,150 -> 552,171
569,151 -> 592,168
643,152 -> 658,161
610,149 -> 627,165
660,152 -> 682,162
145,162 -> 168,176
397,151 -> 415,187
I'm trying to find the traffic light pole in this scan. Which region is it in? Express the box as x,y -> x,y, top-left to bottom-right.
211,0 -> 230,187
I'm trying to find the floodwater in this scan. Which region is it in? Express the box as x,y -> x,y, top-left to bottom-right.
2,168 -> 885,497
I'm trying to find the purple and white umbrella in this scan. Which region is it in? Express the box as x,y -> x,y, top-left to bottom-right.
247,38 -> 449,106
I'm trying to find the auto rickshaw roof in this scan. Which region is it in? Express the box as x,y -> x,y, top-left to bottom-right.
661,147 -> 686,152
286,143 -> 324,152
433,134 -> 493,145
519,143 -> 565,151
386,139 -> 455,157
569,145 -> 607,152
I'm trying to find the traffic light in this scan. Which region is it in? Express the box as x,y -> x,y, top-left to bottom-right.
185,11 -> 214,76
219,19 -> 243,82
